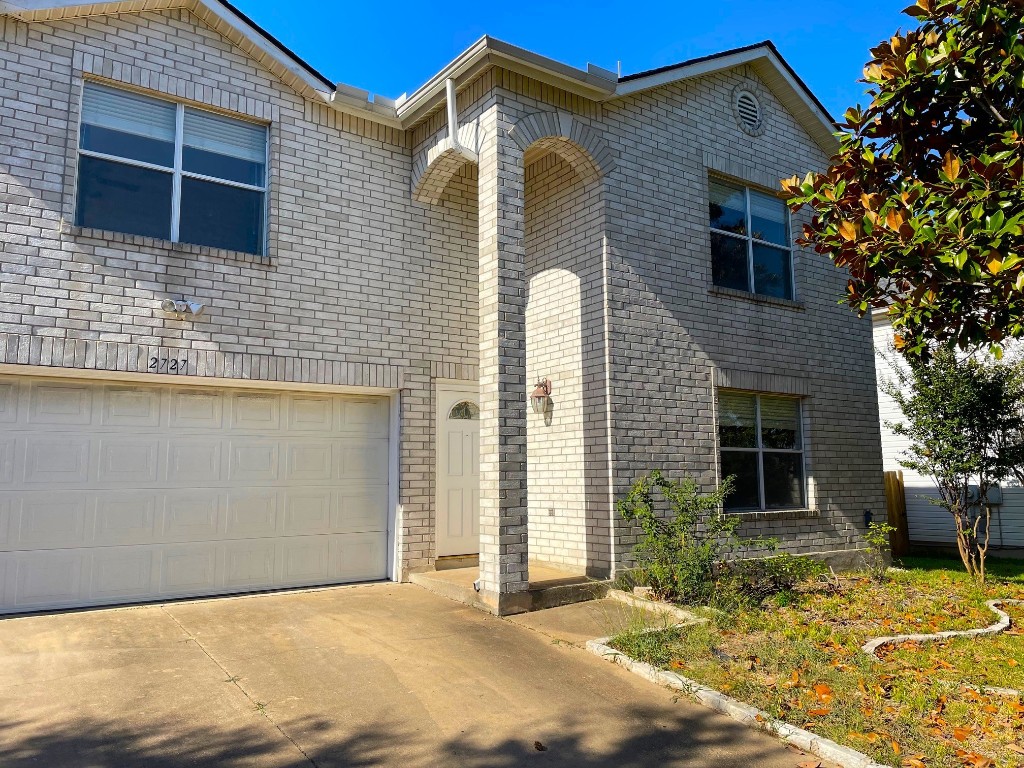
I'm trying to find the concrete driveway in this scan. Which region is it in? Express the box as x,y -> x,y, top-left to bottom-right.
0,583 -> 819,767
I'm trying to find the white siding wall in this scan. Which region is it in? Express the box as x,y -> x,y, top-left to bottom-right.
872,315 -> 1024,547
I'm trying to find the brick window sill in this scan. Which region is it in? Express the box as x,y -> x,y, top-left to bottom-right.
732,508 -> 820,522
708,285 -> 804,310
64,225 -> 273,266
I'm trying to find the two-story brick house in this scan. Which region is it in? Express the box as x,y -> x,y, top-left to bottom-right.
0,0 -> 886,616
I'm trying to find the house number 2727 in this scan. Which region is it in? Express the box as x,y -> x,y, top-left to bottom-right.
149,357 -> 189,374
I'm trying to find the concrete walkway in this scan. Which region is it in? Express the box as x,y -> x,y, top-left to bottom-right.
0,583 -> 819,767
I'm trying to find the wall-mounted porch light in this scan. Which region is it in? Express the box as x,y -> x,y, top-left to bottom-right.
530,379 -> 552,414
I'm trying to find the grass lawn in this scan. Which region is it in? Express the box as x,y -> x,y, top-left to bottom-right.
610,556 -> 1024,768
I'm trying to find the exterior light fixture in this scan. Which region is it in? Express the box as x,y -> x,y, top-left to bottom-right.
530,379 -> 552,414
160,296 -> 205,320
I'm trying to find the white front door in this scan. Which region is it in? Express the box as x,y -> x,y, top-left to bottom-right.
435,383 -> 480,557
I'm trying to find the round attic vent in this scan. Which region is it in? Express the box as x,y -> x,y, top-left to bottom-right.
733,88 -> 764,135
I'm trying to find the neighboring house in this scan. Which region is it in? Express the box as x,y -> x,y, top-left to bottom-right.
0,0 -> 886,617
872,311 -> 1024,548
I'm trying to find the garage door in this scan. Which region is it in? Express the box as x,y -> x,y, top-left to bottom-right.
0,375 -> 390,614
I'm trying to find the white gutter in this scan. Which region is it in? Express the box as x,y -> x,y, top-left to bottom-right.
397,36 -> 616,125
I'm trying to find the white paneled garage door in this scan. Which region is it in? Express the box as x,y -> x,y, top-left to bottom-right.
0,375 -> 391,614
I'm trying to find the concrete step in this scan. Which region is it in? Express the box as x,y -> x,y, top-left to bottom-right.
410,565 -> 609,614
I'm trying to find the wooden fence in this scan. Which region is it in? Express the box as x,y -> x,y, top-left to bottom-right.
883,470 -> 911,557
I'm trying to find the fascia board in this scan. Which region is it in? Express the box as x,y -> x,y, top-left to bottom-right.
396,36 -> 615,127
614,46 -> 839,155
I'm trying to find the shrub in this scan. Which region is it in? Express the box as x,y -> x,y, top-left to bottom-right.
862,522 -> 896,582
728,553 -> 828,606
617,470 -> 775,605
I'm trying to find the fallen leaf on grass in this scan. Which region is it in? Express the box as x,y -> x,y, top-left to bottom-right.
812,683 -> 834,704
1007,743 -> 1024,755
806,708 -> 830,717
958,754 -> 993,768
902,756 -> 927,768
953,726 -> 973,742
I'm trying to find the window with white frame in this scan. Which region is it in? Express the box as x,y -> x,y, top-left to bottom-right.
709,178 -> 793,300
718,391 -> 805,511
75,82 -> 268,255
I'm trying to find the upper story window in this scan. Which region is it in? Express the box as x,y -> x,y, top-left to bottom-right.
718,391 -> 805,511
709,178 -> 793,300
75,82 -> 268,255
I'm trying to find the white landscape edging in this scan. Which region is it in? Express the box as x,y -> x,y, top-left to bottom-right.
861,599 -> 1020,657
587,597 -> 1024,767
585,636 -> 889,768
860,598 -> 1023,698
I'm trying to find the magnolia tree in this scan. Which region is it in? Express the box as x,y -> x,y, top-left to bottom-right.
883,348 -> 1024,580
782,0 -> 1024,360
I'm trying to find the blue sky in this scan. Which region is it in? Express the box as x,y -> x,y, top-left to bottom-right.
237,0 -> 915,121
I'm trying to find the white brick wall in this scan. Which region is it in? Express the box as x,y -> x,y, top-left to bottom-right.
0,7 -> 886,584
0,9 -> 478,576
525,154 -> 600,573
601,66 -> 885,566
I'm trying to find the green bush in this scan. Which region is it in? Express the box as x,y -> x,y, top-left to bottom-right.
862,522 -> 896,582
727,553 -> 828,606
618,470 -> 771,605
618,470 -> 828,609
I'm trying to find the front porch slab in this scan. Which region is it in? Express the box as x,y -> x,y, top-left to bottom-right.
410,563 -> 609,615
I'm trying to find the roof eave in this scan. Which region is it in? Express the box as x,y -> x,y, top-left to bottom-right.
615,44 -> 840,157
396,36 -> 617,127
0,0 -> 336,97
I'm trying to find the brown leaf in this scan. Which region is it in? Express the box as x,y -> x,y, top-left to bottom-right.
952,726 -> 972,742
838,220 -> 859,241
942,151 -> 962,180
902,756 -> 927,768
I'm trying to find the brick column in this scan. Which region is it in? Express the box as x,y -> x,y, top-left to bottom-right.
477,99 -> 531,615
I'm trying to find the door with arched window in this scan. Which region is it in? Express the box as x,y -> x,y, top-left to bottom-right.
435,383 -> 480,557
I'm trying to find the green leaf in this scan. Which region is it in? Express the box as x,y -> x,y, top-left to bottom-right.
986,209 -> 1005,232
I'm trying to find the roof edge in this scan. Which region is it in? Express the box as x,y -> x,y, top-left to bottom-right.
1,4 -> 841,149
1,0 -> 336,93
615,41 -> 839,155
396,36 -> 617,125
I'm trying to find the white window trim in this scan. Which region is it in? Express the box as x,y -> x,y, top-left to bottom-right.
710,181 -> 795,300
76,84 -> 270,255
719,392 -> 806,511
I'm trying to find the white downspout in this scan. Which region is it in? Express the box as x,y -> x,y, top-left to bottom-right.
440,78 -> 475,165
446,78 -> 460,151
